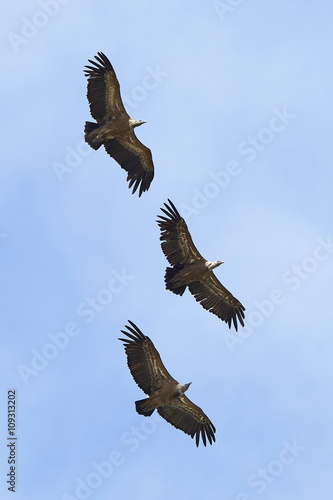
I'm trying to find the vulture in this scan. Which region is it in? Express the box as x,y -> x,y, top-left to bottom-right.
157,199 -> 245,331
84,52 -> 154,196
119,321 -> 216,447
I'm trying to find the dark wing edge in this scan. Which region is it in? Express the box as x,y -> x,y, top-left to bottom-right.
84,51 -> 114,77
157,395 -> 216,447
156,199 -> 203,265
103,136 -> 154,196
188,274 -> 245,331
84,52 -> 125,122
119,321 -> 174,394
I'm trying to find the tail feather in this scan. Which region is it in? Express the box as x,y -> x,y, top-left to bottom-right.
165,267 -> 187,296
135,398 -> 155,417
84,121 -> 103,150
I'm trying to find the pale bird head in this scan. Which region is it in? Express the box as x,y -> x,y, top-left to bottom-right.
208,260 -> 224,270
133,120 -> 146,128
181,382 -> 192,393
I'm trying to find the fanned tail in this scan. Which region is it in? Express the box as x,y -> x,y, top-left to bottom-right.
84,121 -> 102,150
135,398 -> 155,417
165,267 -> 187,296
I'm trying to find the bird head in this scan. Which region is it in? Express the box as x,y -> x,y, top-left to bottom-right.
133,120 -> 146,128
181,382 -> 192,393
208,260 -> 224,270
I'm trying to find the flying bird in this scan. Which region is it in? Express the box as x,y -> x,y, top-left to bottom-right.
119,321 -> 216,447
157,199 -> 245,331
84,52 -> 154,196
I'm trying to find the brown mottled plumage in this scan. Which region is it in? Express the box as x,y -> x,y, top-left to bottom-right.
119,321 -> 216,447
84,52 -> 154,196
157,199 -> 245,331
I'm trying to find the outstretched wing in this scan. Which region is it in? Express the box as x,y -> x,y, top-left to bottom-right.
103,134 -> 154,197
188,274 -> 245,331
157,394 -> 216,447
84,52 -> 128,123
84,52 -> 154,196
119,321 -> 177,395
157,199 -> 204,266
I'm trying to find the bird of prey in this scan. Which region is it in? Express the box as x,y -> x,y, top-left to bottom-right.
119,321 -> 216,447
157,199 -> 245,331
84,52 -> 154,197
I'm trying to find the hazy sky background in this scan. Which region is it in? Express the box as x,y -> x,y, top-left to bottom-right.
1,1 -> 333,499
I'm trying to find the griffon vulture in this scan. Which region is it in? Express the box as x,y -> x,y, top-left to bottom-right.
84,52 -> 154,196
119,321 -> 216,447
157,199 -> 245,331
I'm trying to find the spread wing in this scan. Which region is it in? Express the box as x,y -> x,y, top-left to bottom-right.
157,199 -> 204,265
157,395 -> 216,447
84,51 -> 128,123
188,274 -> 245,331
84,52 -> 154,196
103,135 -> 154,197
119,321 -> 177,395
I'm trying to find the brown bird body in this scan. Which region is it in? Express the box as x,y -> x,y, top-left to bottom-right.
157,199 -> 245,331
166,259 -> 217,285
84,52 -> 154,196
119,321 -> 216,447
137,380 -> 190,414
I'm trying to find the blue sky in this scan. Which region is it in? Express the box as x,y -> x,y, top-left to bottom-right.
1,1 -> 333,499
